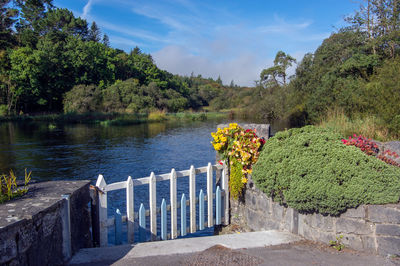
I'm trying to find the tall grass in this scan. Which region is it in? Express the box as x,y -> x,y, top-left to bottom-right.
0,169 -> 32,204
318,109 -> 391,141
148,110 -> 167,121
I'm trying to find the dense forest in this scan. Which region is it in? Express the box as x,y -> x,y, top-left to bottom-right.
0,0 -> 229,115
210,0 -> 400,137
1,0 -> 399,138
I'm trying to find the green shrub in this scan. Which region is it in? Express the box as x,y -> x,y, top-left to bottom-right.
0,104 -> 8,116
252,126 -> 400,215
63,84 -> 102,113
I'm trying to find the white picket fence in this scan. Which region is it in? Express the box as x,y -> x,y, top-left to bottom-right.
94,162 -> 229,246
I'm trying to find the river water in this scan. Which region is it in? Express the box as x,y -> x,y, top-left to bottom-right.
0,119 -> 286,242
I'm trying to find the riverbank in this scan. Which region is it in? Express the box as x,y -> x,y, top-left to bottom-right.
0,111 -> 229,125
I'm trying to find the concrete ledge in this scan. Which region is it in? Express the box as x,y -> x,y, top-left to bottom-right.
0,180 -> 92,265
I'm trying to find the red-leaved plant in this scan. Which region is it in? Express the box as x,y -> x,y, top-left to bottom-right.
342,134 -> 400,167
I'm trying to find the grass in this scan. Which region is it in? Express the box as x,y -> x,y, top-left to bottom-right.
0,169 -> 32,204
0,111 -> 229,126
318,109 -> 392,141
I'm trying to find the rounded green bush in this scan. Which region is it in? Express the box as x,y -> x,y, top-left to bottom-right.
252,125 -> 400,215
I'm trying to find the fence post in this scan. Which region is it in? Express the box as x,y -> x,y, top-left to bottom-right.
126,176 -> 134,244
181,193 -> 187,236
115,209 -> 122,245
221,162 -> 229,225
170,168 -> 177,239
207,162 -> 214,227
216,186 -> 221,225
199,189 -> 204,230
161,199 -> 167,240
96,175 -> 108,247
149,172 -> 157,241
139,203 -> 146,242
189,165 -> 196,233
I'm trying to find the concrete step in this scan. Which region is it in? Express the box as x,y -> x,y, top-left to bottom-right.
69,230 -> 302,265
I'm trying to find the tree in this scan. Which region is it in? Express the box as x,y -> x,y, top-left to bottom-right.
14,0 -> 54,47
216,75 -> 222,85
88,21 -> 101,42
260,51 -> 296,89
36,8 -> 88,42
0,0 -> 18,49
102,33 -> 110,47
346,0 -> 400,57
63,84 -> 101,113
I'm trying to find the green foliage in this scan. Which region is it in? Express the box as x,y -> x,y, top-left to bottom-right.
0,169 -> 32,204
229,159 -> 244,199
365,59 -> 400,137
0,104 -> 7,116
0,1 -> 229,115
252,126 -> 400,215
329,235 -> 345,251
63,84 -> 102,113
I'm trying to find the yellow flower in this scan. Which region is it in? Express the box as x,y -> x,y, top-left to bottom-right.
241,177 -> 248,183
229,123 -> 238,129
214,143 -> 222,150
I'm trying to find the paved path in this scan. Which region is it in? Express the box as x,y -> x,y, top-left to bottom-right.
69,230 -> 399,266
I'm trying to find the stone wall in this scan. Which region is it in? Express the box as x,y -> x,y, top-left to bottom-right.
0,180 -> 92,265
231,176 -> 400,256
218,123 -> 400,256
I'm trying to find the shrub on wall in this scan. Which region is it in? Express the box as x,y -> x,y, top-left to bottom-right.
252,125 -> 400,215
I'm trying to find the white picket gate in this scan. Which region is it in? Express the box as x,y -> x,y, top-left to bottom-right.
94,162 -> 229,246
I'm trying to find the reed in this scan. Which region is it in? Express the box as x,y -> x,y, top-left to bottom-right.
318,109 -> 391,141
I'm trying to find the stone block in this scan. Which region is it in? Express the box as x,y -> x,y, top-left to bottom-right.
245,208 -> 266,231
301,223 -> 317,241
368,205 -> 400,223
17,221 -> 36,253
336,218 -> 373,235
376,224 -> 400,236
340,234 -> 364,251
298,214 -> 305,235
317,231 -> 337,245
256,194 -> 270,214
245,190 -> 256,207
0,238 -> 18,264
282,208 -> 298,234
341,205 -> 366,219
376,236 -> 400,256
361,235 -> 377,252
310,213 -> 334,232
271,201 -> 284,220
263,219 -> 280,231
300,213 -> 313,227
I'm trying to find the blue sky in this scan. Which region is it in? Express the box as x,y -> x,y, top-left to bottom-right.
54,0 -> 360,86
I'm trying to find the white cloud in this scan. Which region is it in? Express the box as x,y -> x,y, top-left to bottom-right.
152,45 -> 270,86
82,0 -> 95,19
132,5 -> 190,31
257,16 -> 312,34
109,36 -> 143,49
